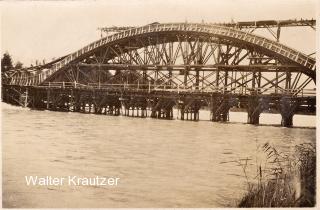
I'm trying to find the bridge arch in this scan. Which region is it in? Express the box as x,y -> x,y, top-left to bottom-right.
8,23 -> 316,93
46,23 -> 315,78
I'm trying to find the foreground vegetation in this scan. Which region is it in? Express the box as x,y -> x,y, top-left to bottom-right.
238,142 -> 316,207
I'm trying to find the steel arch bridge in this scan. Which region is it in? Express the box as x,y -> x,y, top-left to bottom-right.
2,22 -> 316,127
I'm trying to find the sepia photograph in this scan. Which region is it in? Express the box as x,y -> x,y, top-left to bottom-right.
1,0 -> 318,208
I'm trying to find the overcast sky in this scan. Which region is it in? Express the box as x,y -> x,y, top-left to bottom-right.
1,0 -> 317,66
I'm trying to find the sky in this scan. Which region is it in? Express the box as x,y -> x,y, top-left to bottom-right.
0,0 -> 317,66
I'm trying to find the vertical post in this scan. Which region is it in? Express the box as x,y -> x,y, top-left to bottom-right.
168,68 -> 172,87
195,68 -> 200,90
184,67 -> 188,88
142,69 -> 147,85
224,70 -> 228,92
275,68 -> 279,94
276,25 -> 281,42
46,89 -> 50,110
216,70 -> 220,90
252,70 -> 256,92
98,64 -> 101,89
257,71 -> 261,93
154,70 -> 158,86
70,89 -> 74,112
285,71 -> 291,94
24,88 -> 28,107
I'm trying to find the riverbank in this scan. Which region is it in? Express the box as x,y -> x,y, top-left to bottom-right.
238,143 -> 316,207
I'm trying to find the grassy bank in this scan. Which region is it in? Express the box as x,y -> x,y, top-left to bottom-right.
238,143 -> 316,207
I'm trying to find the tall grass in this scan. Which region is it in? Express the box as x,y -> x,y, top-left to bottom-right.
238,142 -> 316,207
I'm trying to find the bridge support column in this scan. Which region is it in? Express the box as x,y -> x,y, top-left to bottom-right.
121,97 -> 148,118
80,102 -> 85,113
93,104 -> 102,114
150,98 -> 174,120
72,90 -> 80,112
46,89 -> 51,110
210,95 -> 238,122
67,89 -> 73,111
281,114 -> 293,127
279,96 -> 297,127
91,92 -> 104,114
178,98 -> 201,121
104,97 -> 121,116
29,88 -> 46,109
151,107 -> 173,119
47,90 -> 70,112
88,101 -> 93,113
18,88 -> 30,107
78,92 -> 90,113
247,96 -> 269,125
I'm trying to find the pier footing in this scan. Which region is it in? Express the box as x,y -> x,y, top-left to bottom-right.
247,96 -> 269,125
209,95 -> 238,122
279,96 -> 298,127
177,98 -> 201,121
150,98 -> 174,119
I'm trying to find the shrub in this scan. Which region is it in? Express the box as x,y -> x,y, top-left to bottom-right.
238,143 -> 316,207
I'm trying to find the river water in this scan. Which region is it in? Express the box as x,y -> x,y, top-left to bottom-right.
2,102 -> 316,208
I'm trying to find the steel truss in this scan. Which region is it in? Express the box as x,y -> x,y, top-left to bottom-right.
43,34 -> 314,96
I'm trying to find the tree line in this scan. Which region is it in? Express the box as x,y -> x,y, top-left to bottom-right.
1,52 -> 23,72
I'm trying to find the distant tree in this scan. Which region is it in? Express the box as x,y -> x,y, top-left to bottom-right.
15,61 -> 23,69
1,52 -> 13,72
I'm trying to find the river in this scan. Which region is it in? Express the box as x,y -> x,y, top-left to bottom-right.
2,102 -> 316,207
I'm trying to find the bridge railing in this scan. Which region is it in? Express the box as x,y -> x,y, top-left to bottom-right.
37,82 -> 315,97
38,82 -> 86,88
